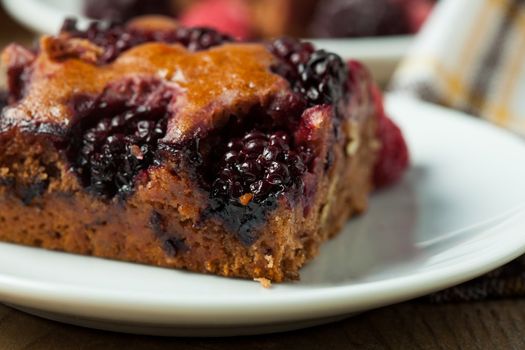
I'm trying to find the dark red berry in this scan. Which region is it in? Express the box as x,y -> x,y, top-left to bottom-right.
60,19 -> 233,64
268,37 -> 348,106
373,114 -> 409,188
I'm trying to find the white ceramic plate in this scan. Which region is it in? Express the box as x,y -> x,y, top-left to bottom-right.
1,95 -> 525,336
1,0 -> 413,84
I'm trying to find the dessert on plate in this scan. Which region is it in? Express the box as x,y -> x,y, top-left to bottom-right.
0,17 -> 408,282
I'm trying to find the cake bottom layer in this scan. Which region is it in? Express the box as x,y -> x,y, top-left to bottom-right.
0,111 -> 377,282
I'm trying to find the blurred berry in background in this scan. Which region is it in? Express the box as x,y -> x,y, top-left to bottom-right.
85,0 -> 176,23
84,0 -> 437,39
311,0 -> 436,38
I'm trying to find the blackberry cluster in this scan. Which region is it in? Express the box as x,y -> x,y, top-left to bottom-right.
70,103 -> 168,199
61,19 -> 233,64
268,37 -> 348,106
211,131 -> 310,203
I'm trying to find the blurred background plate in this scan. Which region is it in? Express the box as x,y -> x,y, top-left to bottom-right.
0,0 -> 413,84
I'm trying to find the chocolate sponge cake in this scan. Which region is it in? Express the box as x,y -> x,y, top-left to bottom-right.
0,17 -> 404,282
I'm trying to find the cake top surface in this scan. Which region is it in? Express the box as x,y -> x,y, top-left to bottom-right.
1,17 -> 290,143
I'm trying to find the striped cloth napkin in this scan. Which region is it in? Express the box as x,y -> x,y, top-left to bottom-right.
391,0 -> 525,302
391,0 -> 525,134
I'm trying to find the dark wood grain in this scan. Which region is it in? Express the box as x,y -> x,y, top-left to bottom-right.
1,301 -> 525,350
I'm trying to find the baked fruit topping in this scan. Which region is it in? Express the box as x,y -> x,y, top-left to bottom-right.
60,18 -> 233,64
0,17 -> 408,282
66,78 -> 174,199
268,37 -> 348,106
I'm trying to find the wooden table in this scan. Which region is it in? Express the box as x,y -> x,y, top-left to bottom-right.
1,301 -> 525,349
1,6 -> 524,350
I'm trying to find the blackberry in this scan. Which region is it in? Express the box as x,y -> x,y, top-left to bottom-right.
269,37 -> 348,106
298,50 -> 348,105
67,80 -> 174,199
60,19 -> 233,64
211,130 -> 310,203
204,129 -> 312,245
268,37 -> 314,84
172,27 -> 233,52
373,114 -> 410,188
309,0 -> 412,38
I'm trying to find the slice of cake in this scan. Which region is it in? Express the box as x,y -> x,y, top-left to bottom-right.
0,17 -> 407,282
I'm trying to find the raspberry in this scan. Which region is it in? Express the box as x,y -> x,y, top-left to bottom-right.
268,37 -> 348,106
401,0 -> 436,32
373,113 -> 409,188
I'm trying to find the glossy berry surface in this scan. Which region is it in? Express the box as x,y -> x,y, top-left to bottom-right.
69,102 -> 167,199
61,20 -> 144,64
268,37 -> 348,106
211,130 -> 310,203
61,19 -> 232,64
